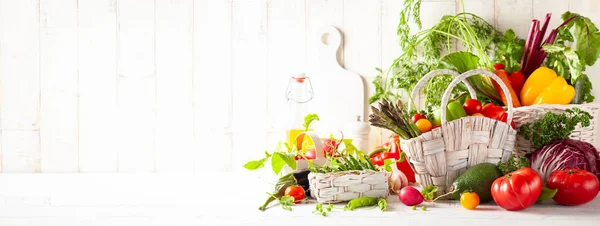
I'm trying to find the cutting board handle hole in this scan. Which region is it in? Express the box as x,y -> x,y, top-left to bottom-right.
317,26 -> 342,50
321,33 -> 330,45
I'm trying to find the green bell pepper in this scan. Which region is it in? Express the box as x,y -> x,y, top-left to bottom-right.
446,100 -> 467,121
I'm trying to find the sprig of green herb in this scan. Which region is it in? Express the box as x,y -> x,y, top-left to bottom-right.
518,108 -> 593,148
313,203 -> 334,216
303,113 -> 320,131
421,185 -> 439,200
497,155 -> 530,175
277,195 -> 295,211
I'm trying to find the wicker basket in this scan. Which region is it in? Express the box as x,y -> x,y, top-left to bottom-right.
308,170 -> 389,203
512,104 -> 600,157
401,69 -> 517,194
296,132 -> 388,203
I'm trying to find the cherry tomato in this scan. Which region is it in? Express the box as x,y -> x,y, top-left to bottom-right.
462,99 -> 483,115
494,63 -> 505,71
547,168 -> 600,206
284,185 -> 306,203
460,192 -> 480,210
412,113 -> 427,123
472,113 -> 484,117
415,119 -> 432,133
491,167 -> 542,211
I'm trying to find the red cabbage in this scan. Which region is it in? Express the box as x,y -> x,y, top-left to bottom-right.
528,139 -> 600,182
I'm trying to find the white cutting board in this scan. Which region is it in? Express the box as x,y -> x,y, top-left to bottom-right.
307,26 -> 365,135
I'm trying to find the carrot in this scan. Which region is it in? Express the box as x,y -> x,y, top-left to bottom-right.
493,69 -> 522,107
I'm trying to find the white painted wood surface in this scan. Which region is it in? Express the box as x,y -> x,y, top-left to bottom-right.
0,0 -> 599,173
0,173 -> 598,226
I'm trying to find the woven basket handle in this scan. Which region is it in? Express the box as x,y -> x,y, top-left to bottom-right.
295,132 -> 325,160
408,69 -> 477,112
440,69 -> 514,125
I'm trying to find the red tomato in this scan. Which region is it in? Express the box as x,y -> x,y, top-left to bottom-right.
412,113 -> 427,123
482,104 -> 505,120
284,185 -> 306,203
491,167 -> 543,211
494,63 -> 505,71
462,99 -> 483,115
499,112 -> 516,129
547,168 -> 600,206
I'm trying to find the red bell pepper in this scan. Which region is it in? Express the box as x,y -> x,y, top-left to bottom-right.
391,135 -> 416,183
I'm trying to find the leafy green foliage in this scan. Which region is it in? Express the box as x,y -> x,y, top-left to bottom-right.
421,185 -> 439,201
543,12 -> 600,104
313,203 -> 334,216
277,195 -> 295,211
518,108 -> 593,148
302,113 -> 320,131
497,155 -> 530,175
371,2 -> 512,107
561,11 -> 600,66
493,29 -> 525,73
271,152 -> 297,175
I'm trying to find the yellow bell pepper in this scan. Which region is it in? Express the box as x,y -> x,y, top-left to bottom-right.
533,76 -> 575,105
520,67 -> 557,106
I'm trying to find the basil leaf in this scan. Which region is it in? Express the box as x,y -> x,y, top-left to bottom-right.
243,158 -> 268,170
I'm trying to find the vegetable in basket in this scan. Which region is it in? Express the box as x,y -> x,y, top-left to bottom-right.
522,12 -> 600,104
369,99 -> 421,140
520,67 -> 575,106
518,107 -> 593,148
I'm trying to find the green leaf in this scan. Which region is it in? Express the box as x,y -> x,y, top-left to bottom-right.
421,185 -> 439,201
243,158 -> 268,170
303,113 -> 320,131
438,51 -> 480,73
537,187 -> 558,202
573,17 -> 600,66
272,152 -> 297,175
542,43 -> 566,53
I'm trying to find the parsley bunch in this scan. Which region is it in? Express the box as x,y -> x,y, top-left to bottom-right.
518,108 -> 593,148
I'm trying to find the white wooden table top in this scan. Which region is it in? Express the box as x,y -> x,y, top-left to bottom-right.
0,172 -> 598,226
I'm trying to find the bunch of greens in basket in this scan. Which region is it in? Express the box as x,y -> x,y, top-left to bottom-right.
369,99 -> 422,140
309,152 -> 377,174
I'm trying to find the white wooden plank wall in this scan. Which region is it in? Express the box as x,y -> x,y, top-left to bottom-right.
0,0 -> 598,173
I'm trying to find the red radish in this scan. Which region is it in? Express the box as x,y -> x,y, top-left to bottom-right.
399,186 -> 424,206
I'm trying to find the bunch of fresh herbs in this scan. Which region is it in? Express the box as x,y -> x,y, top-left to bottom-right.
371,0 -> 523,108
518,108 -> 593,148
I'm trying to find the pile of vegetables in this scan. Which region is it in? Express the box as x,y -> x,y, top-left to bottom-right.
372,1 -> 598,116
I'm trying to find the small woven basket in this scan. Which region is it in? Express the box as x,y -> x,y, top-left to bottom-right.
401,69 -> 517,194
308,170 -> 389,203
296,132 -> 388,203
513,104 -> 600,157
